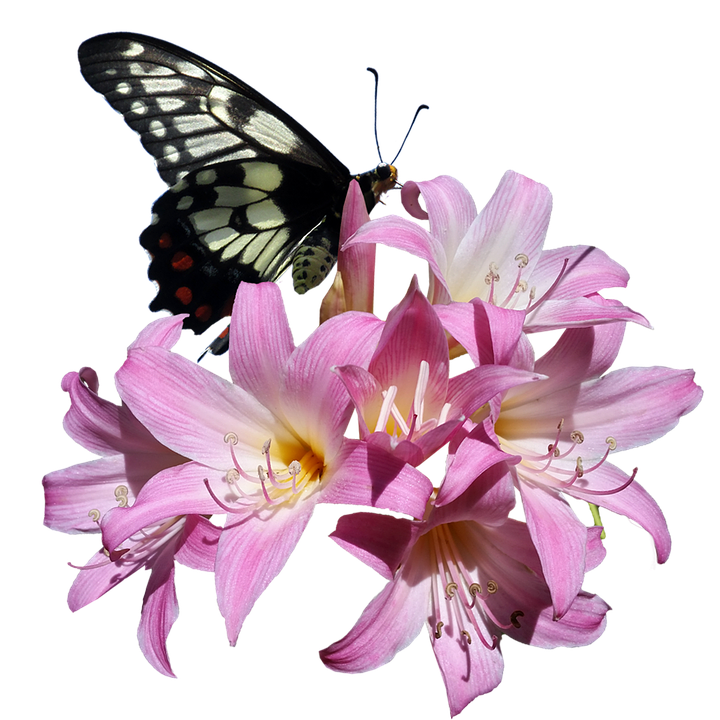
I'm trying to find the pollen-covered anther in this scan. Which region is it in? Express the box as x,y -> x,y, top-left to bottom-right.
606,436 -> 618,451
114,485 -> 129,507
461,630 -> 472,645
224,432 -> 239,445
469,582 -> 482,596
484,262 -> 500,286
435,621 -> 444,639
576,457 -> 584,478
515,253 -> 529,268
445,581 -> 458,598
88,508 -> 101,523
486,580 -> 498,594
570,430 -> 585,444
225,468 -> 240,484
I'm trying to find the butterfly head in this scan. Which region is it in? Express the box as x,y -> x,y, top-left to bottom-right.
355,162 -> 400,215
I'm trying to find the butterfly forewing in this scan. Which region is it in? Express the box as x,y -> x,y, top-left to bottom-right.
78,33 -> 397,352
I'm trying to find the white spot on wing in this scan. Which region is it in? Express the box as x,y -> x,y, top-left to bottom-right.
149,120 -> 167,138
131,100 -> 148,115
215,186 -> 265,207
220,234 -> 253,260
190,208 -> 233,233
157,97 -> 185,112
243,162 -> 283,192
246,199 -> 284,230
177,196 -> 193,211
196,169 -> 217,185
170,178 -> 189,193
122,42 -> 144,57
150,213 -> 159,225
140,78 -> 186,94
105,68 -> 118,76
164,145 -> 180,163
115,82 -> 131,95
204,227 -> 240,250
244,110 -> 301,154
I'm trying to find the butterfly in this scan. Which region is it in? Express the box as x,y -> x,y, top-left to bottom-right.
78,32 -> 419,354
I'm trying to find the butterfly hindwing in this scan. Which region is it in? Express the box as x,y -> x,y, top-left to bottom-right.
141,158 -> 344,332
78,33 -> 398,352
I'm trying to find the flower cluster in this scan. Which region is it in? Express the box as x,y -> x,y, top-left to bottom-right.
44,170 -> 701,715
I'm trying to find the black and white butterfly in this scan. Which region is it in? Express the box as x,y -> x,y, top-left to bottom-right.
78,32 -> 409,354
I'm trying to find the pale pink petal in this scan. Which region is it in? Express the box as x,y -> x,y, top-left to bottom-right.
529,245 -> 630,300
518,480 -> 589,619
432,621 -> 504,717
525,295 -> 650,332
137,540 -> 179,677
228,282 -> 294,416
129,314 -> 185,351
446,171 -> 552,304
43,454 -> 179,533
216,499 -> 316,645
175,515 -> 221,571
320,558 -> 431,672
401,176 -> 478,256
68,548 -> 142,611
100,463 -> 225,553
62,369 -> 166,456
565,463 -> 671,563
116,346 -> 292,468
281,312 -> 384,456
345,215 -> 449,291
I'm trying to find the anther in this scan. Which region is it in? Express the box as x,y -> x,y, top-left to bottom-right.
510,610 -> 524,628
435,621 -> 444,639
224,432 -> 239,444
487,580 -> 498,594
570,430 -> 584,444
606,436 -> 617,451
262,439 -> 272,454
114,485 -> 129,507
576,457 -> 584,478
88,509 -> 101,522
461,630 -> 472,645
445,582 -> 458,598
469,583 -> 482,596
515,253 -> 529,268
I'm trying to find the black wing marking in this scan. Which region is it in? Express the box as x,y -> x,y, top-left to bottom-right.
78,32 -> 350,187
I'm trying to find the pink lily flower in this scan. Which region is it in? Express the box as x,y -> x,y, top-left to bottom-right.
335,277 -> 542,465
103,282 -> 434,646
321,463 -> 609,717
343,171 -> 649,333
443,315 -> 703,619
42,316 -> 221,677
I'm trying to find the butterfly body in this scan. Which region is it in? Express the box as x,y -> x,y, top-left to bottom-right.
78,33 -> 397,344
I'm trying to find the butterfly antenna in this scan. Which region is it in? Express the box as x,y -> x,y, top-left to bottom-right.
365,65 -> 430,165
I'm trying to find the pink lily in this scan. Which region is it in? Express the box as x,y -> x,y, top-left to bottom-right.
334,277 -> 542,465
445,315 -> 702,619
103,282 -> 434,646
43,316 -> 221,676
321,462 -> 609,717
344,171 -> 649,333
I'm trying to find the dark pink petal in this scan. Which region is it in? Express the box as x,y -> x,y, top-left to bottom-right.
337,179 -> 375,313
216,499 -> 316,645
228,282 -> 295,417
369,279 -> 449,419
333,364 -> 382,438
320,440 -> 433,518
436,425 -> 519,508
137,539 -> 179,677
434,300 -> 525,366
330,512 -> 419,580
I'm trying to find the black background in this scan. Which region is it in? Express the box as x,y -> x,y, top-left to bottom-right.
36,21 -> 704,718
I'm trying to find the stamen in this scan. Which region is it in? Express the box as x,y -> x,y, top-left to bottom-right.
461,630 -> 472,645
510,611 -> 524,628
88,509 -> 101,523
435,621 -> 444,639
526,257 -> 569,313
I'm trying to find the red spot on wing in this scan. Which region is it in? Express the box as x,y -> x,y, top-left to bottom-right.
175,287 -> 193,305
158,232 -> 173,249
194,305 -> 212,323
171,251 -> 194,272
